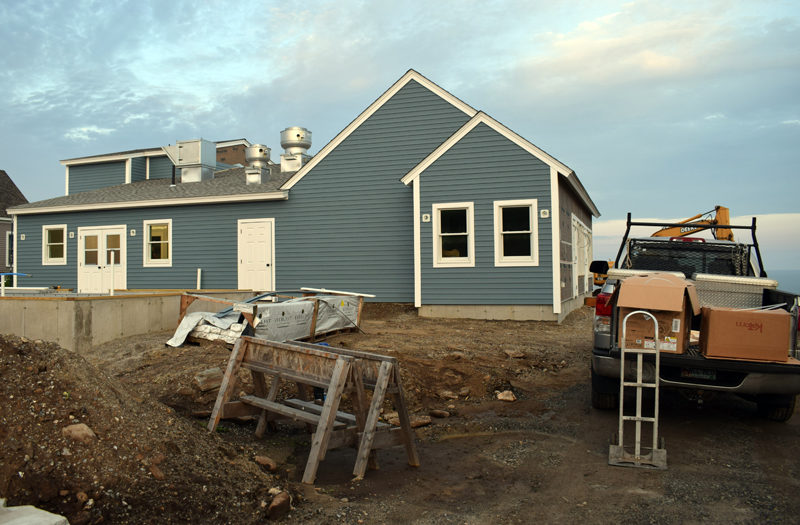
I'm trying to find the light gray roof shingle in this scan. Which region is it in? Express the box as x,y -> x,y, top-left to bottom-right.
11,168 -> 291,212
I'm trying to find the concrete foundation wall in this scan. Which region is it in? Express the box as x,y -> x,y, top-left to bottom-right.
0,291 -> 259,351
418,293 -> 592,322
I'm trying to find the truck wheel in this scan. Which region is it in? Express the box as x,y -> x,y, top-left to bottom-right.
756,394 -> 796,422
591,366 -> 619,410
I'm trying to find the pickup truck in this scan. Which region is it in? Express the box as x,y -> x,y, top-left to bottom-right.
590,214 -> 800,421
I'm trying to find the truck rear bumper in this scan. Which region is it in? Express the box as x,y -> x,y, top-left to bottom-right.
592,351 -> 800,396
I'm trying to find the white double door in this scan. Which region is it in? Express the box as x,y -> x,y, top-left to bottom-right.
78,225 -> 127,293
237,218 -> 274,291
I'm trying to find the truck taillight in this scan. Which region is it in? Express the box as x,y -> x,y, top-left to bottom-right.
595,292 -> 613,317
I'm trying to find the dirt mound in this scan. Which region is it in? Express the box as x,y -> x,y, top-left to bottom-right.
0,334 -> 281,524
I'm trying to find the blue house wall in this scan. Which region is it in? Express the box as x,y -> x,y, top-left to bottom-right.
149,156 -> 174,180
418,123 -> 553,305
16,79 -> 472,301
131,158 -> 146,182
68,162 -> 125,194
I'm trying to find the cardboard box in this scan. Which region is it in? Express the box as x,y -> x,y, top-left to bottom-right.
700,306 -> 791,363
616,273 -> 701,354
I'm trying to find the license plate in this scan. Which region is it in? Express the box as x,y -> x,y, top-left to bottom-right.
680,368 -> 716,380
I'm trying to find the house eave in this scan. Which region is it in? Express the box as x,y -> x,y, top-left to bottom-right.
8,191 -> 289,216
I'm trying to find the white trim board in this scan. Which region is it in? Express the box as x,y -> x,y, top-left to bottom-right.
401,111 -> 600,218
280,69 -> 478,191
9,191 -> 289,216
550,166 -> 561,315
412,179 -> 422,308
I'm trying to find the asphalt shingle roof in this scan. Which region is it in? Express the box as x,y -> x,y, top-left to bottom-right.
11,168 -> 291,212
0,170 -> 28,217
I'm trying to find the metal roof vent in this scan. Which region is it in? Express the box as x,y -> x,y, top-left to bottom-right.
245,144 -> 271,168
245,144 -> 271,185
280,127 -> 312,173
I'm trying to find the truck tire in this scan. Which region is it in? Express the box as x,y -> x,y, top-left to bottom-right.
756,394 -> 796,422
591,366 -> 619,410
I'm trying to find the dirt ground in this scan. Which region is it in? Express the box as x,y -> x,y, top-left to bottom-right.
3,304 -> 800,524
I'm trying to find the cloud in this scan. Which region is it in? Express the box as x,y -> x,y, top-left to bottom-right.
64,125 -> 116,141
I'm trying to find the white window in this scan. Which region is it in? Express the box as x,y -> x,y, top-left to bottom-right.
42,224 -> 67,265
432,202 -> 474,268
143,219 -> 172,267
493,199 -> 539,266
5,231 -> 12,267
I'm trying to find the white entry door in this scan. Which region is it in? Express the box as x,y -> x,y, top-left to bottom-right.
78,225 -> 127,293
237,218 -> 274,291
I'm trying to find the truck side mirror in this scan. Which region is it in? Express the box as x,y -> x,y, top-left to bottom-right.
590,260 -> 609,274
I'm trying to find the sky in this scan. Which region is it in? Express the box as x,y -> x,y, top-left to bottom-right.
1,0 -> 798,269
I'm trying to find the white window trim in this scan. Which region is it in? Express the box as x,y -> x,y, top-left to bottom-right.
143,219 -> 172,267
432,202 -> 475,268
5,231 -> 12,267
493,199 -> 539,267
42,224 -> 67,266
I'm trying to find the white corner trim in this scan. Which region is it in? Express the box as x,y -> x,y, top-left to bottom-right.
10,191 -> 289,216
146,157 -> 150,180
402,112 -> 573,185
12,215 -> 17,286
413,179 -> 422,308
65,166 -> 70,196
432,201 -> 475,268
493,198 -> 539,267
42,224 -> 68,266
142,219 -> 173,268
281,69 -> 478,191
550,166 -> 561,314
125,158 -> 132,184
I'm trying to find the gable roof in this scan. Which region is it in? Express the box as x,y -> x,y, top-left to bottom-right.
280,69 -> 478,191
400,112 -> 600,217
0,170 -> 28,217
8,168 -> 289,215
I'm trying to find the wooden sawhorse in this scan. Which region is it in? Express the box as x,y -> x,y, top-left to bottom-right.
207,336 -> 419,484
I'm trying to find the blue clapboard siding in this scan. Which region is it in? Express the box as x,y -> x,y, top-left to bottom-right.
68,162 -> 125,194
131,158 -> 146,182
17,80 -> 471,299
148,155 -> 174,180
419,123 -> 553,305
278,79 -> 470,301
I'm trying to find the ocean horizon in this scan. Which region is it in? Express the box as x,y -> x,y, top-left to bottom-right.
768,269 -> 800,295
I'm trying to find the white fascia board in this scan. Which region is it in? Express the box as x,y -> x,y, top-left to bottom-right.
12,215 -> 17,286
216,139 -> 252,148
563,173 -> 600,218
60,149 -> 165,166
550,166 -> 561,315
280,69 -> 478,191
403,112 -> 572,185
412,178 -> 422,308
9,191 -> 289,216
401,111 -> 600,218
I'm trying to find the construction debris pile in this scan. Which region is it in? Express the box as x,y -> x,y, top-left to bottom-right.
168,290 -> 365,347
0,334 -> 288,524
